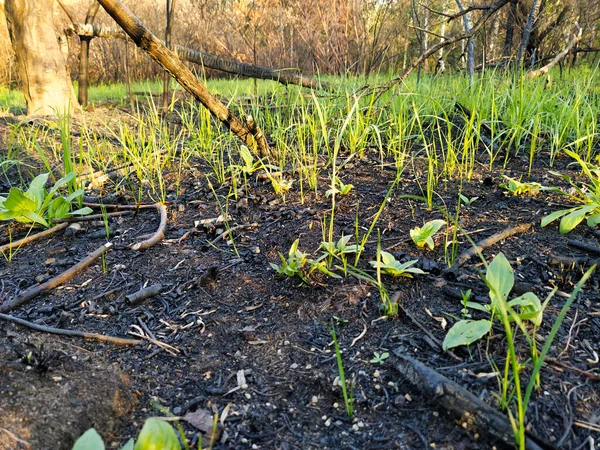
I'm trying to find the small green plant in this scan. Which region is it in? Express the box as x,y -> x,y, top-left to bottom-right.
410,219 -> 446,250
329,321 -> 354,418
270,239 -> 309,282
459,194 -> 478,205
72,418 -> 180,450
370,351 -> 389,364
369,251 -> 425,278
460,289 -> 472,317
541,149 -> 600,233
0,172 -> 92,228
499,176 -> 546,196
325,175 -> 353,197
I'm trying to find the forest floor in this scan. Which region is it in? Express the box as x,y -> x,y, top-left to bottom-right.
0,103 -> 599,450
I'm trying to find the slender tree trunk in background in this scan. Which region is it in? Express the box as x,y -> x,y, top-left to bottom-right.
162,0 -> 175,114
5,0 -> 80,116
516,0 -> 541,69
78,2 -> 101,107
455,0 -> 474,83
95,0 -> 271,157
503,0 -> 517,58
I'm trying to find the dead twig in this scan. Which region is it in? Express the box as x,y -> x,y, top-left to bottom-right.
0,222 -> 69,254
526,24 -> 582,79
391,351 -> 551,450
453,223 -> 533,268
57,211 -> 132,223
0,243 -> 113,313
0,427 -> 32,449
131,203 -> 168,251
126,283 -> 163,305
210,223 -> 258,245
82,202 -> 157,210
0,312 -> 141,345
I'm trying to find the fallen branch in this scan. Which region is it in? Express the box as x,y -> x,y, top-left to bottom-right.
0,222 -> 69,254
526,24 -> 583,79
131,203 -> 167,251
96,0 -> 271,156
0,312 -> 141,345
0,243 -> 113,313
453,223 -> 533,268
391,351 -> 550,450
57,211 -> 132,222
82,202 -> 157,210
66,23 -> 327,90
566,239 -> 600,256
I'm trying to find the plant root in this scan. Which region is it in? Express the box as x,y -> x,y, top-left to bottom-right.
0,312 -> 141,345
0,222 -> 69,254
391,350 -> 552,450
0,243 -> 113,313
131,203 -> 168,251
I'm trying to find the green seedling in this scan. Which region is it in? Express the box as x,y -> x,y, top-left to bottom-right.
443,253 -> 553,351
319,235 -> 362,258
410,219 -> 446,250
542,149 -> 600,233
499,176 -> 546,197
0,172 -> 92,227
325,175 -> 354,197
329,321 -> 354,418
460,289 -> 472,317
459,194 -> 478,205
369,251 -> 426,278
370,351 -> 389,364
72,418 -> 180,450
270,239 -> 309,282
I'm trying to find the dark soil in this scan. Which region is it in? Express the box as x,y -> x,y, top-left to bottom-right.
0,111 -> 599,450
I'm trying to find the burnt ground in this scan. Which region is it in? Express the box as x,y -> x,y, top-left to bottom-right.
0,111 -> 599,450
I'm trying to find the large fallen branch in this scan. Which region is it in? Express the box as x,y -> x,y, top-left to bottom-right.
95,0 -> 271,156
391,351 -> 551,450
0,313 -> 141,345
525,24 -> 583,79
131,203 -> 167,251
66,23 -> 326,90
0,243 -> 113,313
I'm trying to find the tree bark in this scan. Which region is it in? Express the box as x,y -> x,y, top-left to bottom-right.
502,0 -> 517,57
516,0 -> 542,69
162,0 -> 175,114
4,0 -> 80,116
95,0 -> 271,156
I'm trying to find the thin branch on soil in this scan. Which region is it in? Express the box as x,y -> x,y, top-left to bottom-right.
0,243 -> 113,314
128,329 -> 181,355
544,356 -> 600,381
453,222 -> 533,267
391,350 -> 550,450
57,211 -> 133,222
0,426 -> 32,449
131,203 -> 168,251
547,254 -> 600,267
567,239 -> 600,256
0,312 -> 142,345
393,293 -> 462,362
126,283 -> 163,305
0,222 -> 69,254
82,202 -> 158,210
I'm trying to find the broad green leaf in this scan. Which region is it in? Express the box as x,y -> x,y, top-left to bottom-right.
587,213 -> 600,228
134,418 -> 181,450
485,253 -> 513,305
64,189 -> 85,203
119,439 -> 135,450
559,204 -> 597,234
23,211 -> 49,227
25,173 -> 49,207
2,188 -> 37,213
380,251 -> 396,266
509,292 -> 543,326
443,319 -> 491,350
72,428 -> 105,450
71,207 -> 93,216
465,301 -> 490,313
48,197 -> 70,221
540,208 -> 572,228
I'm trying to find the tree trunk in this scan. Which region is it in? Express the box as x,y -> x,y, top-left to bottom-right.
502,0 -> 517,58
516,0 -> 542,69
162,0 -> 175,114
78,2 -> 101,107
95,0 -> 271,157
5,0 -> 80,116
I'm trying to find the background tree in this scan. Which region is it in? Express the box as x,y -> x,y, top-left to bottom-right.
4,0 -> 80,115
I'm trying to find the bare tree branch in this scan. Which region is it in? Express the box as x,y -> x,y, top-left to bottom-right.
526,24 -> 583,79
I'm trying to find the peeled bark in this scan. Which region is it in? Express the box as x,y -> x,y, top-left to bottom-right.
4,0 -> 80,116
